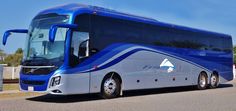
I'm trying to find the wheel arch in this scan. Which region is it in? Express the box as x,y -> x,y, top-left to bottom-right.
212,70 -> 219,77
200,71 -> 208,77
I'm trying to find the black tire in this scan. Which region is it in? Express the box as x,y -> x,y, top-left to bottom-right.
197,72 -> 208,90
101,76 -> 121,99
209,74 -> 219,89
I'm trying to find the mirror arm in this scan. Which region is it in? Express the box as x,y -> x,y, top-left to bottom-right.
2,29 -> 28,45
79,39 -> 89,48
6,29 -> 28,34
49,24 -> 78,42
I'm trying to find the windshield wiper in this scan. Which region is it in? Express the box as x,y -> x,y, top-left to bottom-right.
22,59 -> 55,66
23,56 -> 63,66
30,56 -> 48,60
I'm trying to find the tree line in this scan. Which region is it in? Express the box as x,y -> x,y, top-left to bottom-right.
0,48 -> 23,66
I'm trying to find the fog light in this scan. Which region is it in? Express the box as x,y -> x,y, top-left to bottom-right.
52,90 -> 62,93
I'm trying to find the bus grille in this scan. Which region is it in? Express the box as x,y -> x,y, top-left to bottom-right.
21,80 -> 45,85
21,67 -> 56,75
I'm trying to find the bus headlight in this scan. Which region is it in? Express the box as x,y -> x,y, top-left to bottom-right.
50,76 -> 61,87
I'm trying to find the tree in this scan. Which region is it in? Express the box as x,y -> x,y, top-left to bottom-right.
15,48 -> 23,54
3,48 -> 23,66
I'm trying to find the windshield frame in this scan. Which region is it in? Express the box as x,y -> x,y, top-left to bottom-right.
23,14 -> 69,66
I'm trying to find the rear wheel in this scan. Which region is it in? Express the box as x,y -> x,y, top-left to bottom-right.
101,76 -> 121,99
209,74 -> 219,88
197,72 -> 208,90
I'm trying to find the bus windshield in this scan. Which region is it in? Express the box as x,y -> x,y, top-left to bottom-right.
23,15 -> 69,66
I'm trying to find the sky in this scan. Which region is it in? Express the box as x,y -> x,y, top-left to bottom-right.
0,0 -> 236,54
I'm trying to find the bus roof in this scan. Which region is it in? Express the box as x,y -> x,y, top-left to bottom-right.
38,3 -> 231,39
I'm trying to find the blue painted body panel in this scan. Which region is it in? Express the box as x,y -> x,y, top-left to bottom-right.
20,72 -> 53,91
19,3 -> 233,92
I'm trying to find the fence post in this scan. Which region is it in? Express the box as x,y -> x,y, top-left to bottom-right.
12,67 -> 15,79
0,65 -> 3,91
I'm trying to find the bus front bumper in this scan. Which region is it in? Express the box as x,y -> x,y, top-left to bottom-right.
19,73 -> 66,94
19,73 -> 75,95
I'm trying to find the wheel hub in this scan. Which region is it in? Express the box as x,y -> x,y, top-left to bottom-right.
200,76 -> 206,87
104,78 -> 117,95
211,75 -> 217,85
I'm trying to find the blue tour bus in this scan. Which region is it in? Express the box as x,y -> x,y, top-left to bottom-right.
2,4 -> 233,98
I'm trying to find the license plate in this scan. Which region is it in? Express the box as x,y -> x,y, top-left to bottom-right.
28,86 -> 34,91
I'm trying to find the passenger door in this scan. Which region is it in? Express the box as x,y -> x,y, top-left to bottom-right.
68,31 -> 90,94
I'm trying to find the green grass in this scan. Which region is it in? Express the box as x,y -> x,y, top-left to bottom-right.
3,84 -> 19,91
0,84 -> 44,99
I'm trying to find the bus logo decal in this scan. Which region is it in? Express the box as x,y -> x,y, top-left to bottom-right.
160,59 -> 175,73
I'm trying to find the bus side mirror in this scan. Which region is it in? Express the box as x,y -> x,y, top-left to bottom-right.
2,29 -> 28,45
78,39 -> 89,57
49,24 -> 78,42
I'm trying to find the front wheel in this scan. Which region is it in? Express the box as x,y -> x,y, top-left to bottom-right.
197,72 -> 208,90
101,76 -> 121,99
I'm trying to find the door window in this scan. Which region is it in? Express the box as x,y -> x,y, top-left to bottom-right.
70,31 -> 89,66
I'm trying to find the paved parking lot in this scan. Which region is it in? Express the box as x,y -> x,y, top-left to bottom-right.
0,80 -> 236,111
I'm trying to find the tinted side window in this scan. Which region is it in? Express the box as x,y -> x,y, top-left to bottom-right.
90,15 -> 145,51
88,14 -> 232,53
74,14 -> 90,32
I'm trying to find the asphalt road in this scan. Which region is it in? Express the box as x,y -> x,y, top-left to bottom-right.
1,80 -> 236,111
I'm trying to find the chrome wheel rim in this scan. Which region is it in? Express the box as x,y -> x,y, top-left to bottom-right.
104,78 -> 117,95
200,75 -> 206,88
211,75 -> 217,86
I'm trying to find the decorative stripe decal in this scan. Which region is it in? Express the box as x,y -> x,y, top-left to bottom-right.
64,44 -> 217,73
62,43 -> 232,81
